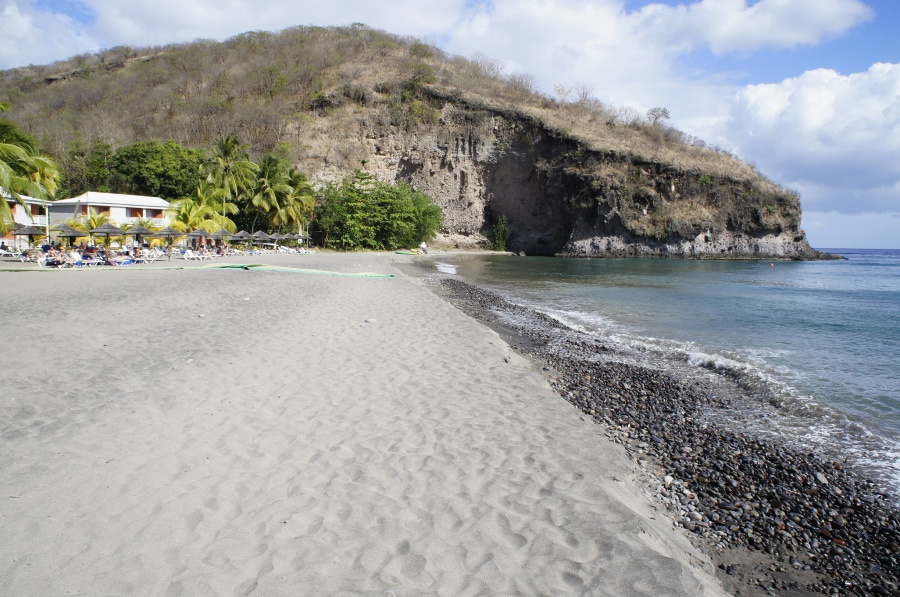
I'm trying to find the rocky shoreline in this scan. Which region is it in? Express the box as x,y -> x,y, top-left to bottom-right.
429,276 -> 899,596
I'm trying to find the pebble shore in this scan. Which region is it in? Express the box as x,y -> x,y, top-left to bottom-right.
433,277 -> 899,596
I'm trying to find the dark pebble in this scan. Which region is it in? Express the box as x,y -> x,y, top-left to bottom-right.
436,278 -> 900,596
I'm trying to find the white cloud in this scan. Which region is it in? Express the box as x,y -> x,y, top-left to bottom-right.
83,0 -> 467,49
723,63 -> 900,213
0,0 -> 894,247
0,1 -> 99,68
633,0 -> 873,54
0,1 -> 467,69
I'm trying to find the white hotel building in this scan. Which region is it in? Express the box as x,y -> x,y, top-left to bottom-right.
3,191 -> 171,249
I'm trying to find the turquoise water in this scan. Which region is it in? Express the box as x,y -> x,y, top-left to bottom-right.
437,249 -> 900,492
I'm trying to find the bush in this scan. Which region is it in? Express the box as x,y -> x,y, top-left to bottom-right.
314,171 -> 442,250
492,215 -> 511,251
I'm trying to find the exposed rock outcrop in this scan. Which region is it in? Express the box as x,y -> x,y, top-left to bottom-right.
352,91 -> 831,260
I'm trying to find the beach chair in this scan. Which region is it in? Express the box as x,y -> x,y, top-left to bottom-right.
135,251 -> 157,265
58,256 -> 83,268
81,255 -> 104,266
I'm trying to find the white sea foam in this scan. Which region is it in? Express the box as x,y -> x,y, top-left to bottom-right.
434,262 -> 457,275
520,302 -> 900,495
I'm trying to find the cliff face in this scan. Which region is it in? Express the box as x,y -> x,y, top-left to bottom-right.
2,26 -> 828,259
352,92 -> 826,259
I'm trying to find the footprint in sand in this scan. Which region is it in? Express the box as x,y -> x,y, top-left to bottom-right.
495,513 -> 528,549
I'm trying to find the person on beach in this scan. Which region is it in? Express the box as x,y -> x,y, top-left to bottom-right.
44,247 -> 65,267
419,241 -> 428,254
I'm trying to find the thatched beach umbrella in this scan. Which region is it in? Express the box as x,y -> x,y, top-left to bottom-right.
124,224 -> 155,247
154,226 -> 183,238
50,224 -> 86,247
153,226 -> 185,260
210,228 -> 232,249
89,222 -> 125,247
186,228 -> 208,243
13,224 -> 44,248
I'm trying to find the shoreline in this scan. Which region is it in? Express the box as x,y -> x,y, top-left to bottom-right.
1,253 -> 729,595
404,257 -> 899,596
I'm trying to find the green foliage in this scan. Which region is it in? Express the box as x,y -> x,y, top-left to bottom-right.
167,196 -> 225,233
313,171 -> 442,250
0,117 -> 60,233
404,61 -> 437,90
408,100 -> 440,125
698,174 -> 714,185
60,139 -> 204,200
409,43 -> 434,60
109,140 -> 205,199
228,153 -> 314,234
492,215 -> 511,251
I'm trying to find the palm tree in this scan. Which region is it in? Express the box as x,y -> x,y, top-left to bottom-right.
166,197 -> 221,233
72,208 -> 118,247
246,155 -> 291,232
126,216 -> 161,233
204,134 -> 257,217
194,180 -> 237,232
0,119 -> 59,234
269,168 -> 316,234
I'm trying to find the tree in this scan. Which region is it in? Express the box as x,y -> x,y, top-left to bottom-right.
243,155 -> 292,232
313,171 -> 442,250
492,215 -> 511,251
204,134 -> 258,217
71,208 -> 118,246
646,107 -> 671,125
0,118 -> 59,234
108,140 -> 205,199
285,168 -> 316,234
57,140 -> 114,198
193,179 -> 237,232
166,197 -> 222,233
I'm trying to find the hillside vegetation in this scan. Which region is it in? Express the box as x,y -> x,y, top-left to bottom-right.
1,24 -> 817,257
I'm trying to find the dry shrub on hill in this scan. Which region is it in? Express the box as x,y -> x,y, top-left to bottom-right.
1,24 -> 786,198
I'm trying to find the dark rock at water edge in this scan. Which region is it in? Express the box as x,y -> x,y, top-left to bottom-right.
435,277 -> 899,596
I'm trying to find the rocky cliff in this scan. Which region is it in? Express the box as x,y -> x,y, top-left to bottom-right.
351,91 -> 826,259
1,26 -> 830,259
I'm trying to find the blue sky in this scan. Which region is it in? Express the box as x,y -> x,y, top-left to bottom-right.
1,0 -> 898,248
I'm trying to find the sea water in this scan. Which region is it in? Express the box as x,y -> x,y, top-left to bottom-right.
436,249 -> 900,494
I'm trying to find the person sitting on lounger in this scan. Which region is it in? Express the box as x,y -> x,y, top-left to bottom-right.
44,248 -> 65,267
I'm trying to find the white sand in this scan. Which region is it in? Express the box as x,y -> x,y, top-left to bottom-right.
0,253 -> 726,595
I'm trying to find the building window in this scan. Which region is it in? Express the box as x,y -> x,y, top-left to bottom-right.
31,203 -> 41,215
129,208 -> 144,218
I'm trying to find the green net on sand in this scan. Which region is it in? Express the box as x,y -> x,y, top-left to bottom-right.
200,263 -> 395,278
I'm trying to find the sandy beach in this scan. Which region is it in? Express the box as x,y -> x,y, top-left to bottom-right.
0,253 -> 725,595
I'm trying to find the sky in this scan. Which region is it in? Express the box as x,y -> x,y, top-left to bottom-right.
1,0 -> 898,248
